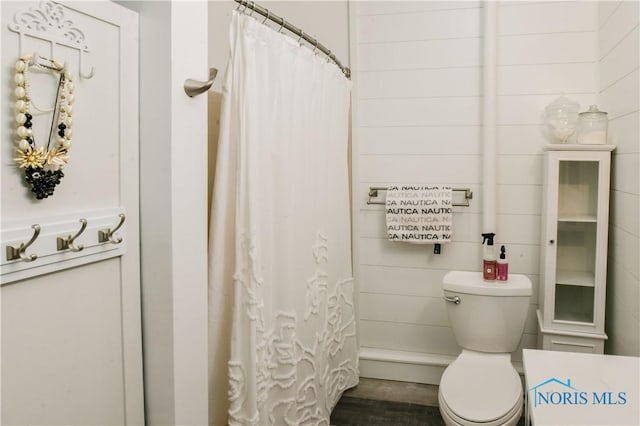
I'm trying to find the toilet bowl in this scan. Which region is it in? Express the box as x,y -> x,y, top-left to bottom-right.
438,271 -> 531,426
438,351 -> 522,426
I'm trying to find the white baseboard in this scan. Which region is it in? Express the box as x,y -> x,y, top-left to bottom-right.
358,347 -> 525,385
358,348 -> 456,385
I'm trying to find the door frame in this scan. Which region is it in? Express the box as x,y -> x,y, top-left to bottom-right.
119,1 -> 210,425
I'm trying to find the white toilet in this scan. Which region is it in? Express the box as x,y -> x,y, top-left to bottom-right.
438,270 -> 532,426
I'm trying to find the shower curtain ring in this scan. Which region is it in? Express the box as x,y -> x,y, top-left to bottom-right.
249,1 -> 256,16
263,10 -> 270,24
326,50 -> 332,63
313,39 -> 319,53
298,30 -> 304,44
278,17 -> 285,32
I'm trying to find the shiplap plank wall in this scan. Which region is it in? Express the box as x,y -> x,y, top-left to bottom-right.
598,1 -> 640,356
354,1 -> 599,371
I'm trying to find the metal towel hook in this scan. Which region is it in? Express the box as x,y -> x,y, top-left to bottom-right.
57,218 -> 87,252
6,224 -> 41,262
184,67 -> 218,97
98,214 -> 126,245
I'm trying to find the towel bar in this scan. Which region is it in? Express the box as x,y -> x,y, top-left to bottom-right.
367,187 -> 473,207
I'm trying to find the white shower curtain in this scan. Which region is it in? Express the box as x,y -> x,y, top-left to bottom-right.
209,11 -> 358,426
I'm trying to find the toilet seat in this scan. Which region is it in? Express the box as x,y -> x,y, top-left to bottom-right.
439,351 -> 522,424
439,391 -> 522,426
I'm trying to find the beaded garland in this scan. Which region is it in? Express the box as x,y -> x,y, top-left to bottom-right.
13,54 -> 74,199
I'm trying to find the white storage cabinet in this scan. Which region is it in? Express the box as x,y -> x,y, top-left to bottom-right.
537,144 -> 615,354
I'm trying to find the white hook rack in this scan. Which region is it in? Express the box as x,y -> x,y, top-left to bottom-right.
8,0 -> 95,79
1,209 -> 127,285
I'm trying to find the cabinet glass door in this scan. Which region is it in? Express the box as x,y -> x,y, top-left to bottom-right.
553,160 -> 598,324
557,161 -> 598,220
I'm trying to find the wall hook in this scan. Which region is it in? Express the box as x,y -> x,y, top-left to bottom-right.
6,224 -> 41,262
99,214 -> 125,244
184,67 -> 218,97
57,218 -> 87,252
78,49 -> 95,79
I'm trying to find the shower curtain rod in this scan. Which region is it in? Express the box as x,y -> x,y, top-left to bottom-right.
233,0 -> 351,79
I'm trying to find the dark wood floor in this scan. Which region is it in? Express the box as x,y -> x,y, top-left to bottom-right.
330,378 -> 444,426
330,396 -> 445,426
330,378 -> 525,426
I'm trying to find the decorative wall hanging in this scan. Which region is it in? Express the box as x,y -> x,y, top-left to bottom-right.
13,53 -> 74,199
8,0 -> 95,79
7,0 -> 95,199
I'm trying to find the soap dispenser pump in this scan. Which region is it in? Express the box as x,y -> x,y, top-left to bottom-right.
482,233 -> 497,281
497,245 -> 508,281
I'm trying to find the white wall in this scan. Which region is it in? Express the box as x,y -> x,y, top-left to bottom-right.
118,2 -> 209,425
352,1 -> 600,382
598,1 -> 640,356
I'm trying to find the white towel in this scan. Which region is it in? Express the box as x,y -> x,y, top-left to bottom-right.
386,185 -> 453,243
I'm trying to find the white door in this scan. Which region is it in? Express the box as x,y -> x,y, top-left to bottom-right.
0,1 -> 142,424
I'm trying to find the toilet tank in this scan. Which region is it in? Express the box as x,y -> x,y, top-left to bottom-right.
443,271 -> 532,353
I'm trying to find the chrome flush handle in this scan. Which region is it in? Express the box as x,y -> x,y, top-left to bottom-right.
444,295 -> 461,305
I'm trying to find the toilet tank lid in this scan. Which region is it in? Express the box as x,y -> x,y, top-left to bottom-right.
443,271 -> 532,296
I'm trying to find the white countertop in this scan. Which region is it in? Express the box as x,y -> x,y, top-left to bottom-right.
523,349 -> 639,425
